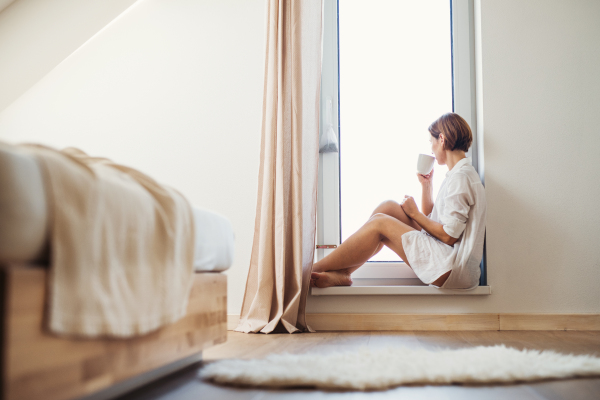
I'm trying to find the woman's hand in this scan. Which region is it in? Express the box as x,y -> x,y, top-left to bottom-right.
400,195 -> 420,218
417,168 -> 434,185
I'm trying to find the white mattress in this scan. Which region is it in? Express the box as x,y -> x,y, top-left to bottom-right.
0,142 -> 234,271
191,206 -> 234,272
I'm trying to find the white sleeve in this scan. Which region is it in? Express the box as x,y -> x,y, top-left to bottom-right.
440,173 -> 473,239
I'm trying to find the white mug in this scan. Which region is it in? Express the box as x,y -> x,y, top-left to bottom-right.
417,153 -> 435,175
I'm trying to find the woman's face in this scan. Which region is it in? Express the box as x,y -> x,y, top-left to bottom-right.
429,134 -> 446,165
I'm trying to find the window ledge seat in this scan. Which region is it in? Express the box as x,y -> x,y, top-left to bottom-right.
310,278 -> 491,296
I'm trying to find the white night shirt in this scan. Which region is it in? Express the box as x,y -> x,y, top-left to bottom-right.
427,157 -> 486,289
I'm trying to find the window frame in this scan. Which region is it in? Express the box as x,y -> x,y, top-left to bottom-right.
316,0 -> 485,285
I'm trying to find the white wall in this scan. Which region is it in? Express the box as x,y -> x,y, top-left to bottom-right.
1,0 -> 599,316
0,0 -> 138,112
0,0 -> 265,315
307,0 -> 600,314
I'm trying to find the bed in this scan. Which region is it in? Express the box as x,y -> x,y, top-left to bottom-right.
0,143 -> 233,400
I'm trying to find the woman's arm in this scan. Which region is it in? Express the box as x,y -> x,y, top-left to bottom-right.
421,182 -> 434,217
417,170 -> 434,216
400,196 -> 458,246
410,211 -> 458,246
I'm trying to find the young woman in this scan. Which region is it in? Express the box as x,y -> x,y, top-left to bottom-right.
310,112 -> 486,290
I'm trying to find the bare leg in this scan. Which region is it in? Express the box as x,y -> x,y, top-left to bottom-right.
370,200 -> 422,231
314,200 -> 416,276
310,238 -> 385,289
344,200 -> 419,272
311,214 -> 416,288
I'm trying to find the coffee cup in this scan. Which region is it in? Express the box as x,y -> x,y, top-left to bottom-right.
417,153 -> 435,175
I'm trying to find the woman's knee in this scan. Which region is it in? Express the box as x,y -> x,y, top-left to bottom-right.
367,213 -> 392,236
368,212 -> 415,240
372,200 -> 411,224
368,212 -> 388,222
372,199 -> 400,216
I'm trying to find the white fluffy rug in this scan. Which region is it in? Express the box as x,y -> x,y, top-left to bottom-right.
200,345 -> 600,390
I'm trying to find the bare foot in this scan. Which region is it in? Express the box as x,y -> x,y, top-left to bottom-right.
310,270 -> 352,288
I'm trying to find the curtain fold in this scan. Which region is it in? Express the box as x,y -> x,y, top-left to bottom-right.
235,0 -> 322,334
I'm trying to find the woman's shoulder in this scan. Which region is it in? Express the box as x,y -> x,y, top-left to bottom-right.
444,169 -> 484,199
451,164 -> 483,186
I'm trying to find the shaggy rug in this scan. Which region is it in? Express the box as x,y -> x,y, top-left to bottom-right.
200,345 -> 600,390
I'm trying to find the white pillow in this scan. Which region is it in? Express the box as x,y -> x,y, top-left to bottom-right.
0,142 -> 48,263
191,206 -> 234,272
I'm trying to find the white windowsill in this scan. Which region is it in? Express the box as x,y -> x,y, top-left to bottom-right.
310,278 -> 491,296
350,262 -> 418,279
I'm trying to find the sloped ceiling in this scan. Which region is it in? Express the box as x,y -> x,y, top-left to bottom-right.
0,0 -> 15,13
0,0 -> 138,113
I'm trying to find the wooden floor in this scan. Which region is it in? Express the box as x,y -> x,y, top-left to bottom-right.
118,330 -> 600,400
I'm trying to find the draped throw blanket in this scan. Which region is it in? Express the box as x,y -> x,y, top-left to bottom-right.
25,145 -> 195,338
235,0 -> 322,334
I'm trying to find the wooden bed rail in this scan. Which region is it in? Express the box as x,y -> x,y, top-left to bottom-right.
1,264 -> 227,400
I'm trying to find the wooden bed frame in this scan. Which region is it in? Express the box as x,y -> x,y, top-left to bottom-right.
0,263 -> 227,400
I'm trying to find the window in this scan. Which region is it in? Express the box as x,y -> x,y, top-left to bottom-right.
316,0 -> 484,285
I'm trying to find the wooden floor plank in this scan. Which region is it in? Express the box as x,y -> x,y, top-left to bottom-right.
527,378 -> 600,400
119,330 -> 600,400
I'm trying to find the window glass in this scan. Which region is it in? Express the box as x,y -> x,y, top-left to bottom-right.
339,0 -> 452,261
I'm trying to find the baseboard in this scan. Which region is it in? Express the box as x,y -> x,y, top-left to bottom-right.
498,314 -> 600,331
227,314 -> 600,331
227,314 -> 240,331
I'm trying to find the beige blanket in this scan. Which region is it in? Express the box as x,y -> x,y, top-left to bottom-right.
24,145 -> 195,338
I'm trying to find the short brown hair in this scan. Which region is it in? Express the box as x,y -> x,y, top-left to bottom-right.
428,113 -> 472,152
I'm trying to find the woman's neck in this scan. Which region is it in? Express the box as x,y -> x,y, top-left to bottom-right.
445,151 -> 467,172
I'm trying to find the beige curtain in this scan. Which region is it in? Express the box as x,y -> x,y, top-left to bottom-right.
235,0 -> 322,334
